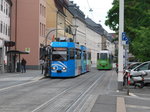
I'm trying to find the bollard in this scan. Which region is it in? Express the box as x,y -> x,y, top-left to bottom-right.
127,72 -> 130,95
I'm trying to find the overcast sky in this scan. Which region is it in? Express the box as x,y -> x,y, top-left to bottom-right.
71,0 -> 114,33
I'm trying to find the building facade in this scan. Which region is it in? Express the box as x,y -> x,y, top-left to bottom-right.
0,0 -> 12,70
85,18 -> 102,65
46,0 -> 75,43
11,0 -> 46,69
8,0 -> 115,70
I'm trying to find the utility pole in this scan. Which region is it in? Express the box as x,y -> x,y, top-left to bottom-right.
0,38 -> 5,73
118,0 -> 124,90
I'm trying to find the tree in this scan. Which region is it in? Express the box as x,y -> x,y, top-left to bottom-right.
131,27 -> 150,61
105,0 -> 150,61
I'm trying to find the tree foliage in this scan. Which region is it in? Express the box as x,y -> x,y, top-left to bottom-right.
105,0 -> 150,61
132,27 -> 150,61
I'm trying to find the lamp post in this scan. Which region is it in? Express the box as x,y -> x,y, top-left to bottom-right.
44,25 -> 78,45
118,0 -> 124,90
0,38 -> 5,73
45,28 -> 64,46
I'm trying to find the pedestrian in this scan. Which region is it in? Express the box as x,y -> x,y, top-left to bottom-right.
21,58 -> 27,73
40,59 -> 45,74
44,56 -> 49,77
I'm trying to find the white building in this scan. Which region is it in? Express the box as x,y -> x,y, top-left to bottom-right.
69,2 -> 115,66
0,0 -> 12,66
86,27 -> 102,65
70,6 -> 102,66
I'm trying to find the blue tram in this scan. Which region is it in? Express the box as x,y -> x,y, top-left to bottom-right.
49,41 -> 91,77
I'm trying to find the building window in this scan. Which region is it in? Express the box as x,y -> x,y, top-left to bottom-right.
8,26 -> 10,36
0,21 -> 2,33
40,4 -> 42,15
40,23 -> 42,36
40,23 -> 45,37
3,23 -> 5,34
1,0 -> 3,11
43,24 -> 45,37
6,24 -> 7,35
41,24 -> 43,36
6,4 -> 8,15
40,4 -> 46,17
3,1 -> 5,13
44,7 -> 46,17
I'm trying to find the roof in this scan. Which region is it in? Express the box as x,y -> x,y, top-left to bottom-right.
68,1 -> 85,23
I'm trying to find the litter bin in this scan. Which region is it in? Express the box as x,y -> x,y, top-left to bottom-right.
17,62 -> 21,72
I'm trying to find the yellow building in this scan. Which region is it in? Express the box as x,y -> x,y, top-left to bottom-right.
46,0 -> 74,43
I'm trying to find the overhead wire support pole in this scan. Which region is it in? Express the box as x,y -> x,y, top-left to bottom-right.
118,0 -> 124,90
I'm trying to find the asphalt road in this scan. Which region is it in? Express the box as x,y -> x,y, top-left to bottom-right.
0,69 -> 118,112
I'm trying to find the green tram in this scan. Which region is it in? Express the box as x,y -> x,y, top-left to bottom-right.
97,50 -> 113,70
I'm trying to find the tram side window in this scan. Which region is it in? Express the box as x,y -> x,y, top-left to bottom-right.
76,49 -> 81,59
97,53 -> 100,59
109,54 -> 113,63
69,48 -> 75,59
88,52 -> 91,60
84,52 -> 86,60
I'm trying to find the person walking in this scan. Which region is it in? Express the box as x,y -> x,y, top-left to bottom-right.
21,58 -> 27,73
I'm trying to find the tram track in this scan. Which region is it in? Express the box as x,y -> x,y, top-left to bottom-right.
31,70 -> 106,112
0,69 -> 109,112
0,72 -> 98,112
72,70 -> 117,112
65,72 -> 106,112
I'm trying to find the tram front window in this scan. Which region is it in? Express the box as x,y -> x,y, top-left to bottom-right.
100,53 -> 107,60
52,48 -> 67,61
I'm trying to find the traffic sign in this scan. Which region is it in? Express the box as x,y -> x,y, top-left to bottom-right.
122,32 -> 129,45
122,32 -> 126,41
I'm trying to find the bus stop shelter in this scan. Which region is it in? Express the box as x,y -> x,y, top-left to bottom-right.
6,50 -> 29,72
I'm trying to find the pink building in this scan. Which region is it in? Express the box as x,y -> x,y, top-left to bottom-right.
11,0 -> 46,69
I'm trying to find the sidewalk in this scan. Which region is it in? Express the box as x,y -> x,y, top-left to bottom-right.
0,70 -> 44,80
90,86 -> 150,112
90,95 -> 117,112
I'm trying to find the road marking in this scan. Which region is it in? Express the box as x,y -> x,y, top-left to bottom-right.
0,76 -> 44,81
117,97 -> 126,112
0,76 -> 43,91
129,93 -> 138,97
126,104 -> 150,109
0,77 -> 33,81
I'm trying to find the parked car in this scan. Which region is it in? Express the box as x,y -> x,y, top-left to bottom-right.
123,62 -> 142,86
129,61 -> 150,84
124,62 -> 142,71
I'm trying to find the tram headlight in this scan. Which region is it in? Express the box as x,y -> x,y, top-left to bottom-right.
62,67 -> 66,70
52,67 -> 56,70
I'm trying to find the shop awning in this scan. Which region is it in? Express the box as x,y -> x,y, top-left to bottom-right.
6,50 -> 29,54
